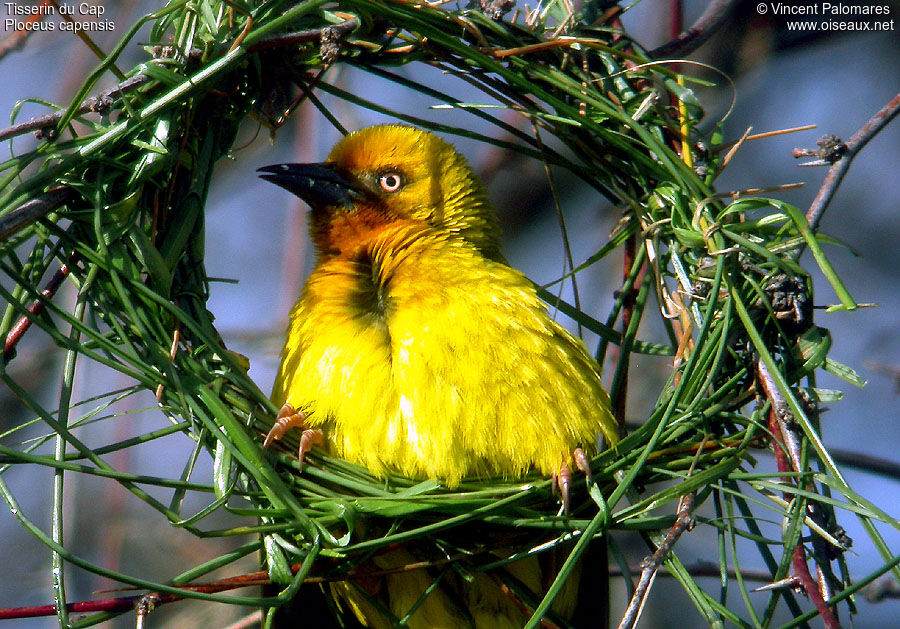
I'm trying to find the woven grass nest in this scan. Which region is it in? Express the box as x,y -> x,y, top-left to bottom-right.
0,1 -> 887,627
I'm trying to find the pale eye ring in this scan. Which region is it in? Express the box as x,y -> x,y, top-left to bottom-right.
378,172 -> 403,193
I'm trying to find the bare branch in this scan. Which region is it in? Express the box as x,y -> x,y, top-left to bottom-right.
649,0 -> 738,59
757,360 -> 804,474
3,252 -> 77,363
0,0 -> 53,61
805,90 -> 900,231
864,577 -> 900,603
0,75 -> 150,143
617,493 -> 696,629
0,551 -> 789,622
246,17 -> 359,52
0,186 -> 75,241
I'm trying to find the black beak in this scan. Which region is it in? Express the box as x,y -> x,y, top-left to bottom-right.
257,163 -> 363,208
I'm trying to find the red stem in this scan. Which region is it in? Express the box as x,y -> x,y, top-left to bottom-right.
4,257 -> 74,362
764,384 -> 841,628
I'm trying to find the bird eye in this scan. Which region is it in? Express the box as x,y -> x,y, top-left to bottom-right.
377,172 -> 403,193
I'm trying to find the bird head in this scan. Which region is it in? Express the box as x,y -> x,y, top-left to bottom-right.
259,125 -> 501,259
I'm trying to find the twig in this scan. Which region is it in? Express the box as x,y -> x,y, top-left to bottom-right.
714,124 -> 817,154
649,0 -> 738,59
0,76 -> 149,142
4,549 -> 787,622
804,90 -> 900,232
3,252 -> 78,363
863,577 -> 900,603
150,16 -> 360,58
0,18 -> 360,144
757,359 -> 842,629
617,492 -> 695,629
756,361 -> 803,475
790,544 -> 840,628
0,0 -> 54,61
0,549 -> 467,621
830,448 -> 900,481
0,569 -> 271,621
0,186 -> 76,241
246,17 -> 359,52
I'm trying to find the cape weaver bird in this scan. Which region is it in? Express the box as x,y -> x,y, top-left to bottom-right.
259,125 -> 618,627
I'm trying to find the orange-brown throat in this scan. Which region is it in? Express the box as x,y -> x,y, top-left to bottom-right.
310,203 -> 394,259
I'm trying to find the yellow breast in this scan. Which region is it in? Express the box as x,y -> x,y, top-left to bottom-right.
271,221 -> 616,486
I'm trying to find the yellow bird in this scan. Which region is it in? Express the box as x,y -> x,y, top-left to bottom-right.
259,125 -> 618,627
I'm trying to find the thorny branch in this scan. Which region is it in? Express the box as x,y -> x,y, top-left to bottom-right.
617,493 -> 696,629
802,90 -> 900,232
0,76 -> 149,143
738,87 -> 900,629
757,359 -> 842,629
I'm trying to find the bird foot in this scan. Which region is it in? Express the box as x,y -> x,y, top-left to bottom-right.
553,447 -> 593,513
263,403 -> 323,469
573,447 -> 592,484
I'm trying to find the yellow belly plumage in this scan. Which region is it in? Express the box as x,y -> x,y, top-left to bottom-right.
271,220 -> 616,485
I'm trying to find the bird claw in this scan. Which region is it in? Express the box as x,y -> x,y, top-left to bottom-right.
553,448 -> 593,514
573,447 -> 592,485
263,403 -> 323,469
554,461 -> 573,513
